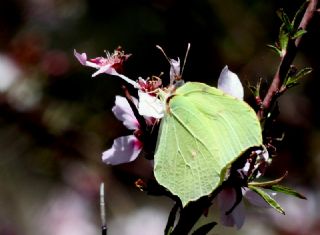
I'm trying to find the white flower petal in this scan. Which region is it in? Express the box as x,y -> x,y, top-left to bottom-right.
218,66 -> 244,100
116,73 -> 140,88
102,135 -> 142,165
112,96 -> 139,130
92,64 -> 113,77
138,91 -> 164,119
256,148 -> 270,162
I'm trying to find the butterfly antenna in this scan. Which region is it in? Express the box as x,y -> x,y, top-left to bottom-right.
100,183 -> 107,235
181,43 -> 190,77
156,45 -> 179,79
156,45 -> 171,64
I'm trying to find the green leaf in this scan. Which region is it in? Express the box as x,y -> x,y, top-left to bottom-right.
279,24 -> 289,53
192,222 -> 217,235
249,171 -> 288,187
292,29 -> 307,39
292,1 -> 309,30
154,82 -> 262,206
277,9 -> 293,34
248,185 -> 285,215
269,185 -> 307,200
267,44 -> 282,56
286,67 -> 312,87
277,9 -> 292,33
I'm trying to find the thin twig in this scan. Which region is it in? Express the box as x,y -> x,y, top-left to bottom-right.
100,183 -> 107,235
258,0 -> 318,119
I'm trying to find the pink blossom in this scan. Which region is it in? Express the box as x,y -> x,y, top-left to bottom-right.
137,77 -> 162,93
136,77 -> 164,119
102,96 -> 144,165
102,135 -> 143,165
74,48 -> 139,87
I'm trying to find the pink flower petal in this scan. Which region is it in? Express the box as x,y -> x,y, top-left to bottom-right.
102,135 -> 142,165
74,49 -> 139,87
112,96 -> 140,130
74,50 -> 87,65
92,64 -> 114,77
74,50 -> 101,69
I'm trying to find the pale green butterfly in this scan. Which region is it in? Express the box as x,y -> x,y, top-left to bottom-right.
153,46 -> 262,206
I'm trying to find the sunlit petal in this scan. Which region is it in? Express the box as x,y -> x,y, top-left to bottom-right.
138,91 -> 164,119
102,135 -> 142,165
218,66 -> 244,100
112,96 -> 139,130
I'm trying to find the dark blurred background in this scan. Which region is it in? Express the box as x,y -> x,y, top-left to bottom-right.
1,0 -> 320,234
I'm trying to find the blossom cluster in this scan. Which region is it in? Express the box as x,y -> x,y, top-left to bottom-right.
74,48 -> 245,163
74,46 -> 272,229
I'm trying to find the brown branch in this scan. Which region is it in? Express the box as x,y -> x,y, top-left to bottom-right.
258,0 -> 318,120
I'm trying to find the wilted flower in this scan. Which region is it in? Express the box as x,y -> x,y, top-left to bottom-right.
240,148 -> 270,178
169,58 -> 181,82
